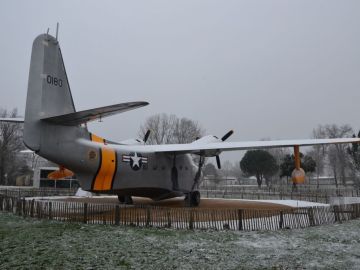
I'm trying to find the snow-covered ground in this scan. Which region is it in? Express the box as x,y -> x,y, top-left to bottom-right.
0,213 -> 359,269
256,199 -> 329,207
75,188 -> 93,197
208,198 -> 329,207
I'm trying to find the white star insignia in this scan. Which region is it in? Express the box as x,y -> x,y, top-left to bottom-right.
131,152 -> 141,168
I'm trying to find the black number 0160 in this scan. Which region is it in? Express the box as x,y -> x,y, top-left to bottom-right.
46,75 -> 63,87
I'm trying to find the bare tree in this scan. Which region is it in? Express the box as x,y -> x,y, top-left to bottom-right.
311,124 -> 353,186
324,124 -> 353,186
309,126 -> 327,187
220,160 -> 233,178
0,108 -> 23,185
139,113 -> 205,144
266,146 -> 289,186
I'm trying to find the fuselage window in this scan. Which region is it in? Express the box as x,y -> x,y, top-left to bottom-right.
153,166 -> 157,170
161,166 -> 165,170
179,165 -> 183,170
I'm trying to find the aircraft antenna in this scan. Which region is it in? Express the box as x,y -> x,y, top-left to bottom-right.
56,22 -> 59,41
46,28 -> 49,35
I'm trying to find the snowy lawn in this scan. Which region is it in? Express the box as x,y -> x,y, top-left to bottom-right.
0,213 -> 359,269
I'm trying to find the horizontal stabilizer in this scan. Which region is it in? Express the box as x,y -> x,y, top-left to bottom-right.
41,101 -> 149,126
0,118 -> 24,123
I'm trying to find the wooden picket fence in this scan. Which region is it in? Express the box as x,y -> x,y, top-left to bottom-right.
1,194 -> 360,231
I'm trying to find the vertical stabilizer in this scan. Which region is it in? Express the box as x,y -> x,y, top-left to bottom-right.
24,34 -> 76,151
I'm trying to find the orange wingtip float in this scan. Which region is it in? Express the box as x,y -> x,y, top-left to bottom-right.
291,145 -> 305,184
47,166 -> 74,180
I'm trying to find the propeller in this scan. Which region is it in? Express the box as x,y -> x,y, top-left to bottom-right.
216,155 -> 221,169
221,130 -> 234,141
216,130 -> 234,169
143,130 -> 151,143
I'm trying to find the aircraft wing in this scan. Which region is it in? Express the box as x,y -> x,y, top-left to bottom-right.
81,137 -> 360,156
41,101 -> 149,126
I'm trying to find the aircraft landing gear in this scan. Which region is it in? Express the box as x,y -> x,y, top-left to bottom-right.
185,191 -> 201,207
118,195 -> 133,205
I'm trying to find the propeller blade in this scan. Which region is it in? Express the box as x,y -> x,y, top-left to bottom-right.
216,155 -> 221,169
144,130 -> 151,143
221,130 -> 234,141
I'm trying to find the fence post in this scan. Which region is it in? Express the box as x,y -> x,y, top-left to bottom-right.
189,210 -> 194,230
38,202 -> 42,219
49,202 -> 52,220
333,205 -> 340,222
0,195 -> 3,211
308,208 -> 315,226
83,203 -> 88,224
4,197 -> 7,212
30,199 -> 34,217
18,199 -> 21,216
8,197 -> 12,212
12,197 -> 16,214
15,198 -> 20,216
351,204 -> 356,219
146,208 -> 151,227
23,198 -> 27,217
238,209 -> 243,231
167,210 -> 171,228
115,205 -> 120,225
279,211 -> 283,229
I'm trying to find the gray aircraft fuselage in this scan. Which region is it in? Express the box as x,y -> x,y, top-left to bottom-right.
37,124 -> 198,200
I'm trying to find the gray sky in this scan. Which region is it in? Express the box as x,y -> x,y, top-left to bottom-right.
1,0 -> 360,162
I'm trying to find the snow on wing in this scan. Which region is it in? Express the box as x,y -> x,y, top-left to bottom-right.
99,137 -> 360,155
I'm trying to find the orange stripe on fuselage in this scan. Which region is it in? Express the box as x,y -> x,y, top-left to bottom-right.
91,133 -> 117,191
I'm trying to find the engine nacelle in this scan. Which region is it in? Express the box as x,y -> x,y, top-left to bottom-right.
192,135 -> 222,156
291,168 -> 305,184
192,135 -> 221,145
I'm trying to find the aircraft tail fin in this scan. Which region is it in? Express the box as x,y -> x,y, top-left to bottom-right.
24,34 -> 76,150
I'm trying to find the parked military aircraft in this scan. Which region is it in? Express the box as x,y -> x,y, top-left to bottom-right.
1,32 -> 360,206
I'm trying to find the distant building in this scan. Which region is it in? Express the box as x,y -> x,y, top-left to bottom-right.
201,175 -> 239,188
33,166 -> 79,189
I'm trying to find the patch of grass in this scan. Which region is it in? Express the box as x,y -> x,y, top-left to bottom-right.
0,213 -> 360,269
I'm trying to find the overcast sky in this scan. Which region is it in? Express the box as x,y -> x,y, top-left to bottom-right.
1,1 -> 359,162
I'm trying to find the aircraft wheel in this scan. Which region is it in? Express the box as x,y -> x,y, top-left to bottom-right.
118,195 -> 125,203
190,191 -> 200,207
124,196 -> 133,205
118,195 -> 133,204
